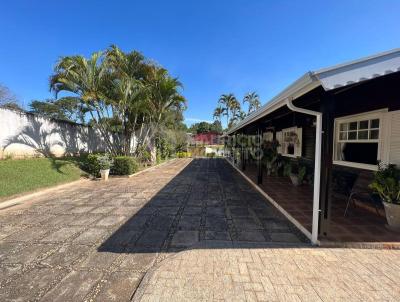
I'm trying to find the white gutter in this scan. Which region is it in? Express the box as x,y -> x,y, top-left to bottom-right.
285,98 -> 322,245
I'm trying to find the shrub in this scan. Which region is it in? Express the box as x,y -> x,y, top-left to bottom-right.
140,150 -> 152,164
112,156 -> 138,175
82,153 -> 113,177
83,154 -> 101,177
176,151 -> 191,158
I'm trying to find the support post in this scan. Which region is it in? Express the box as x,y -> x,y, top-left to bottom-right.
257,127 -> 263,184
286,98 -> 322,245
319,94 -> 335,236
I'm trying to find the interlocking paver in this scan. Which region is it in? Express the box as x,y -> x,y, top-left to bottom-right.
3,158 -> 396,301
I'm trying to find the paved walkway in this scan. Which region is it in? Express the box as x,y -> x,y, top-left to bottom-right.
135,246 -> 400,301
0,158 -> 305,301
1,158 -> 399,301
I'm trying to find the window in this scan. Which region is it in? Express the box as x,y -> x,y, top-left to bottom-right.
277,127 -> 302,157
334,110 -> 386,170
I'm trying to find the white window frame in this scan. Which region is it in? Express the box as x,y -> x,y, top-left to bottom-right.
279,127 -> 302,158
333,108 -> 388,171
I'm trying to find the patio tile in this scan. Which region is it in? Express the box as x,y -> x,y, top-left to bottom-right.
205,231 -> 231,241
72,228 -> 110,245
171,231 -> 199,247
177,215 -> 201,230
40,270 -> 103,302
270,233 -> 302,243
205,217 -> 228,231
0,267 -> 67,301
94,271 -> 143,301
118,252 -> 158,271
136,230 -> 168,248
41,227 -> 83,242
95,215 -> 127,227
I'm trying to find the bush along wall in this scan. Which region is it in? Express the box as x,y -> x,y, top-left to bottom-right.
82,154 -> 139,177
111,156 -> 138,175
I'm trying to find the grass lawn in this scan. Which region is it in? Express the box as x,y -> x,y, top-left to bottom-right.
0,157 -> 84,200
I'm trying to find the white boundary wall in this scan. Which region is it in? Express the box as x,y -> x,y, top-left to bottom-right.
0,108 -> 124,159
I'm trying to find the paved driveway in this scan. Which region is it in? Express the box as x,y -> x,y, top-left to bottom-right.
0,158 -> 306,301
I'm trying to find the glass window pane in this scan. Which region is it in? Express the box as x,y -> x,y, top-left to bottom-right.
349,122 -> 358,130
370,129 -> 379,139
340,123 -> 348,131
371,119 -> 380,129
359,120 -> 369,129
339,132 -> 347,140
358,130 -> 368,139
348,131 -> 357,140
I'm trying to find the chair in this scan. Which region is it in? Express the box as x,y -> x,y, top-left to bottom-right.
343,171 -> 381,217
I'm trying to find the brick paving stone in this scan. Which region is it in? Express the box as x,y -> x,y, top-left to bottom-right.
7,158 -> 392,302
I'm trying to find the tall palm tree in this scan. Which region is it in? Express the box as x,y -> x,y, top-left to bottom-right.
142,66 -> 186,156
50,52 -> 120,155
105,45 -> 148,155
243,92 -> 261,114
218,93 -> 239,128
213,106 -> 224,123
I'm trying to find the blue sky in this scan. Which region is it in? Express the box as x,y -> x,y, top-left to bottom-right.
1,1 -> 400,127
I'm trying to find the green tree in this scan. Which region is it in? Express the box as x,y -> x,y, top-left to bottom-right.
243,92 -> 261,114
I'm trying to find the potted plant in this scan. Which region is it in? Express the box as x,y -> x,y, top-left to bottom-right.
369,163 -> 400,231
287,162 -> 306,186
98,154 -> 113,181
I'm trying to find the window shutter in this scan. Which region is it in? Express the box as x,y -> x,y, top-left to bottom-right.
276,131 -> 283,154
389,110 -> 400,165
295,127 -> 302,157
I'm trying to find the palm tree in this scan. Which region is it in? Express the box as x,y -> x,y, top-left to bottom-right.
50,52 -> 120,155
218,93 -> 239,128
143,66 -> 186,156
243,92 -> 261,114
105,45 -> 148,155
213,106 -> 224,123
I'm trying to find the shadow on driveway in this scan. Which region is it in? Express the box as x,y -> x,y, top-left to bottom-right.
98,158 -> 309,254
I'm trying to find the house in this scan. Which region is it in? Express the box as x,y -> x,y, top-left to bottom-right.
192,132 -> 221,145
225,48 -> 400,245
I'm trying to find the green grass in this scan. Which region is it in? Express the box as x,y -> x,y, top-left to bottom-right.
0,157 -> 84,200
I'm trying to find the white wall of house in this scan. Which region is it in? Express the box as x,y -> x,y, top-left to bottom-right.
387,110 -> 400,165
0,108 -> 124,159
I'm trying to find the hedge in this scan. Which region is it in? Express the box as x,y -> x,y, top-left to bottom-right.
111,156 -> 138,175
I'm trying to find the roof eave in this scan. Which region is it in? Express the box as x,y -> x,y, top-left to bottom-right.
226,72 -> 321,135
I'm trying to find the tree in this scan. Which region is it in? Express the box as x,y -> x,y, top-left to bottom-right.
49,46 -> 187,157
29,97 -> 87,123
218,93 -> 237,128
0,83 -> 23,111
213,106 -> 224,123
50,51 -> 120,154
243,92 -> 261,114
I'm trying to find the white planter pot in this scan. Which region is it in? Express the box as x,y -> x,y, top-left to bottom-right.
100,169 -> 110,181
383,202 -> 400,231
290,174 -> 301,186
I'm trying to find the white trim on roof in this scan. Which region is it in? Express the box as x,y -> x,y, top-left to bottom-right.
227,48 -> 400,135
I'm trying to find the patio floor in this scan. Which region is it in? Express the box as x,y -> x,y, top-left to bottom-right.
242,163 -> 400,245
0,158 -> 307,301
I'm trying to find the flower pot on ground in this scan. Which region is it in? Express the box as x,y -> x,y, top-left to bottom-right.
285,162 -> 306,187
382,202 -> 400,231
369,163 -> 400,230
97,154 -> 113,181
100,169 -> 110,181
